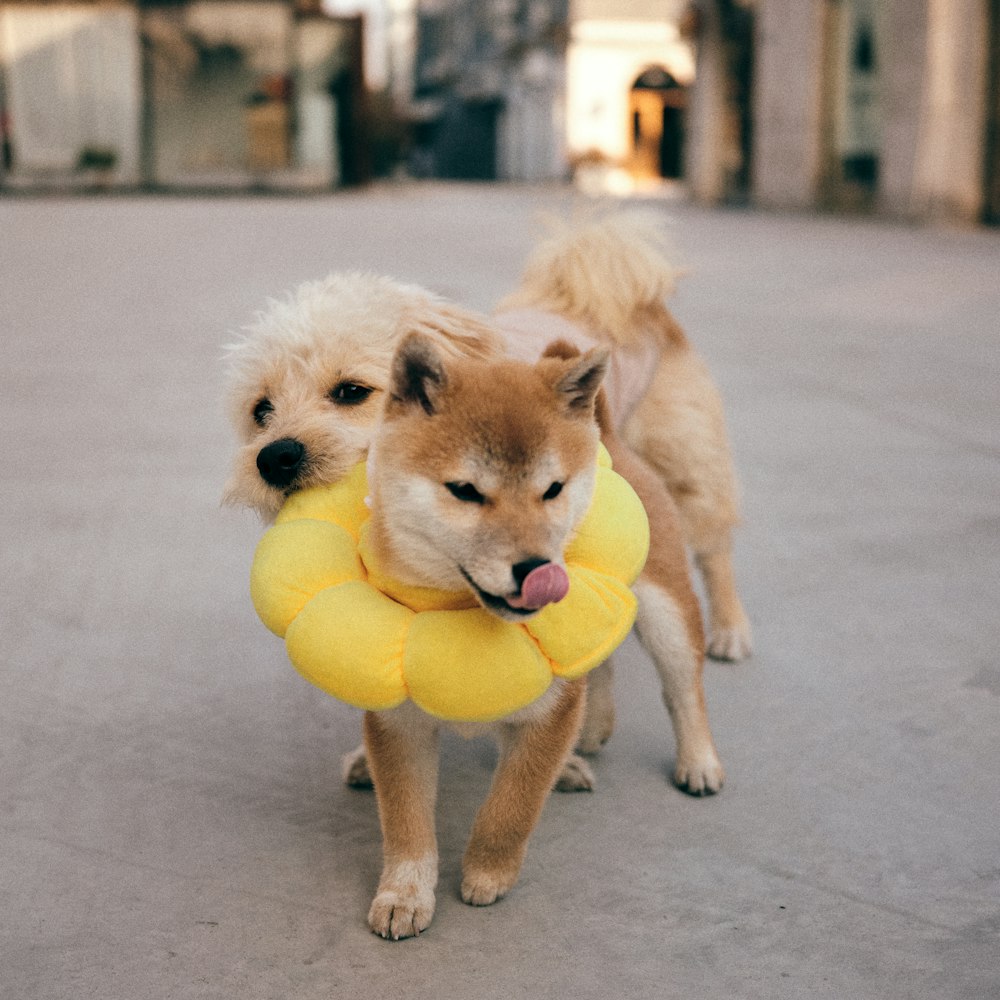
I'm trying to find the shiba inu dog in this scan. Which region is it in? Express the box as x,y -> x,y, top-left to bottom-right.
360,335 -> 608,938
224,211 -> 730,796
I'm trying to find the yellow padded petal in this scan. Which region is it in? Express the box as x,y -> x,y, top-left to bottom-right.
525,567 -> 638,679
285,581 -> 410,712
250,520 -> 364,637
565,466 -> 649,585
274,462 -> 370,540
404,609 -> 552,722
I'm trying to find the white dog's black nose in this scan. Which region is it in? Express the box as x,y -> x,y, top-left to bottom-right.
257,438 -> 306,489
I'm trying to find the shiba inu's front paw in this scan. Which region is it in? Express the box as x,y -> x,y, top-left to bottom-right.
461,865 -> 519,907
706,621 -> 752,662
368,886 -> 436,940
674,749 -> 725,796
576,722 -> 613,754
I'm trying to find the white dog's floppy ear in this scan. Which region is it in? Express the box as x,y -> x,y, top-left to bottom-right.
390,332 -> 448,415
551,347 -> 609,414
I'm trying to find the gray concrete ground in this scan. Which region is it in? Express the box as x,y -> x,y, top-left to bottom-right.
2,184 -> 998,1000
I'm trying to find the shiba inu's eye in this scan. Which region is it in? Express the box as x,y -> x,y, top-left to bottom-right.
542,482 -> 564,501
330,381 -> 374,405
252,398 -> 274,426
445,481 -> 486,504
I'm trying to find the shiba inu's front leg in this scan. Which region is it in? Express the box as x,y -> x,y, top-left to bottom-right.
462,680 -> 586,906
363,705 -> 440,939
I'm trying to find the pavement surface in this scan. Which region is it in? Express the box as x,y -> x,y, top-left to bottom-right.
2,183 -> 999,1000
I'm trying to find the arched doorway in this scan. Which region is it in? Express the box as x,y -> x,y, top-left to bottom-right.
628,67 -> 686,180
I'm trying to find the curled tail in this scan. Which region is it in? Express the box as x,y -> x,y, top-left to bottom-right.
499,212 -> 686,349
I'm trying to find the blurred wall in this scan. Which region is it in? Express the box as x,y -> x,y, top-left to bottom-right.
686,0 -> 995,224
1,3 -> 142,182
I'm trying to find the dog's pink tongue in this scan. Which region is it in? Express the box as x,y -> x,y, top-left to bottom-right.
508,563 -> 569,610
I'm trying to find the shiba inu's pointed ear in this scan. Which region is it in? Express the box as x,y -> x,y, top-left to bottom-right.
390,332 -> 447,415
551,347 -> 609,414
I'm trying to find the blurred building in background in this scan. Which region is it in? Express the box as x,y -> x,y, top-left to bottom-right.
0,0 -> 997,224
687,0 -> 999,224
403,0 -> 568,181
0,0 -> 370,189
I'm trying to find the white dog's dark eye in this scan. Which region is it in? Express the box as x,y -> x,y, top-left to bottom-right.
445,481 -> 485,504
542,482 -> 564,501
252,398 -> 274,426
330,382 -> 374,405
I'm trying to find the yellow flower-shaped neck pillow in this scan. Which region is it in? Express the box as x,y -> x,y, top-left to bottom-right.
250,446 -> 649,723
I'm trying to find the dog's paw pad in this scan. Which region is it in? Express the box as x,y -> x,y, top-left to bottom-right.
674,753 -> 725,796
341,746 -> 373,789
706,625 -> 752,662
554,752 -> 595,792
368,889 -> 435,940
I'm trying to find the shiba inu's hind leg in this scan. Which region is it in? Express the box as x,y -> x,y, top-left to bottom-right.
632,579 -> 724,794
605,438 -> 724,794
696,543 -> 752,662
462,680 -> 586,905
363,705 -> 440,939
624,347 -> 752,663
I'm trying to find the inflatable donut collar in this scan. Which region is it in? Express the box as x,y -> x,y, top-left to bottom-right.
250,445 -> 649,723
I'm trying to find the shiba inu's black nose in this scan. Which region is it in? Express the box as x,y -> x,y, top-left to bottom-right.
257,438 -> 305,488
512,558 -> 549,588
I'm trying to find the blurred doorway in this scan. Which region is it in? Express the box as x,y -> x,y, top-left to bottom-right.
628,66 -> 685,181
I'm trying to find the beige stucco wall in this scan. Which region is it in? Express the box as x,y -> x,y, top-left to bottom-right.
907,0 -> 988,221
877,0 -> 928,216
745,0 -> 989,222
752,0 -> 826,208
683,2 -> 728,202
